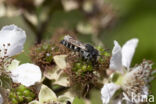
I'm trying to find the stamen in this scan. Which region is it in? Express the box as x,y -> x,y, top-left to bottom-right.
7,43 -> 10,46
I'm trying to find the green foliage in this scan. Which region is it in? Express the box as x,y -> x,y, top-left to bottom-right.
9,85 -> 36,104
96,46 -> 110,63
72,61 -> 93,74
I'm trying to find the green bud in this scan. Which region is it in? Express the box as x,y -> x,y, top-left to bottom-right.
12,98 -> 18,104
18,96 -> 24,102
82,65 -> 87,71
16,91 -> 22,96
30,92 -> 35,98
23,90 -> 31,96
17,85 -> 26,92
87,65 -> 92,71
26,97 -> 33,102
9,92 -> 16,99
75,63 -> 81,69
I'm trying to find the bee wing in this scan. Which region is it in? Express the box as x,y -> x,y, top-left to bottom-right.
64,35 -> 87,50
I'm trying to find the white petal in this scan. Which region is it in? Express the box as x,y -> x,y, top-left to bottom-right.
111,99 -> 122,104
0,24 -> 26,57
109,41 -> 122,72
0,93 -> 3,104
11,63 -> 42,87
142,86 -> 148,96
7,59 -> 20,71
101,83 -> 120,104
122,38 -> 138,69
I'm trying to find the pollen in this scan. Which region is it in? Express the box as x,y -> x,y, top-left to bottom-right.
121,60 -> 153,100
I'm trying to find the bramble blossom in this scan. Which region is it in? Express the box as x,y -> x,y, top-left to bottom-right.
101,38 -> 153,104
0,24 -> 26,58
11,63 -> 42,87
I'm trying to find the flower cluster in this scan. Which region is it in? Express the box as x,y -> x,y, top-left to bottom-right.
101,39 -> 154,104
0,24 -> 154,104
9,85 -> 36,104
0,25 -> 41,104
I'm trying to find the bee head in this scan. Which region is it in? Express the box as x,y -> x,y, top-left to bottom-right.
85,44 -> 94,52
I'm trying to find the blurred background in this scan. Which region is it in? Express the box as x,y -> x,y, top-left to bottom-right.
0,0 -> 156,103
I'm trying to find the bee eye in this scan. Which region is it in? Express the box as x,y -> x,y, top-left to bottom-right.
71,45 -> 74,49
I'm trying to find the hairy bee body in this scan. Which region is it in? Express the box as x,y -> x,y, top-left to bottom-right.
60,35 -> 99,62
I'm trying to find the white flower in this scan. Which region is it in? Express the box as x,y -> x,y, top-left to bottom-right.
101,83 -> 120,104
0,24 -> 26,57
11,63 -> 42,87
101,38 -> 137,103
109,38 -> 138,72
0,93 -> 3,104
101,38 -> 153,104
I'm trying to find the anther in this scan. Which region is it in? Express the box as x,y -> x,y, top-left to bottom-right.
7,43 -> 10,46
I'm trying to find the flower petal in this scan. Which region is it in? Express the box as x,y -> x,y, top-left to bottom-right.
109,41 -> 122,72
122,38 -> 138,69
58,91 -> 74,104
0,93 -> 3,104
28,100 -> 40,104
7,59 -> 20,71
101,83 -> 120,104
11,63 -> 41,87
0,24 -> 26,57
53,55 -> 67,69
53,73 -> 70,87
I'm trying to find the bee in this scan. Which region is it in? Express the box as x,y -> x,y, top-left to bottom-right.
60,35 -> 99,63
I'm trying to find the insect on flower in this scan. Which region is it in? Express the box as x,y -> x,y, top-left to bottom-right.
60,35 -> 99,63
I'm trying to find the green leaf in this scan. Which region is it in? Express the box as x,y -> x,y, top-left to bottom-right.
73,97 -> 85,104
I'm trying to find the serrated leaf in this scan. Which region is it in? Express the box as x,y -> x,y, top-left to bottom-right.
39,84 -> 57,103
